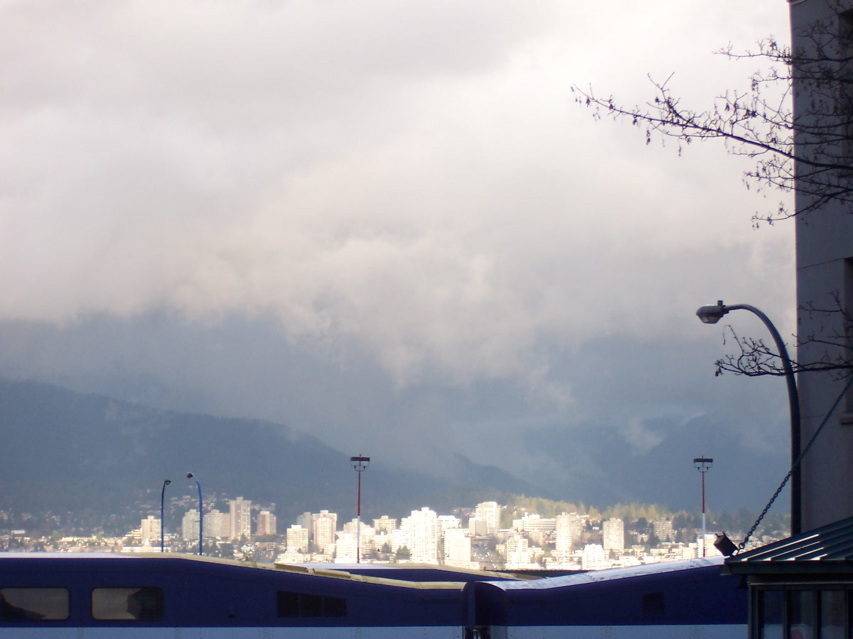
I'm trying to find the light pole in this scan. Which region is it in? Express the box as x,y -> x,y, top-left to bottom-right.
160,479 -> 171,553
696,300 -> 801,535
350,455 -> 370,563
187,472 -> 203,556
693,457 -> 713,557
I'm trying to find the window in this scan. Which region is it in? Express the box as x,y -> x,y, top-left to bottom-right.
0,588 -> 69,621
755,586 -> 853,639
277,591 -> 346,618
91,587 -> 163,621
820,590 -> 846,639
758,589 -> 784,639
790,590 -> 817,639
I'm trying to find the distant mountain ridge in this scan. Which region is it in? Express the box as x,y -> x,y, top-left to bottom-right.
0,378 -> 549,525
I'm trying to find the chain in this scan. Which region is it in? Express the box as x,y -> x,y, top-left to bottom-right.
736,375 -> 853,553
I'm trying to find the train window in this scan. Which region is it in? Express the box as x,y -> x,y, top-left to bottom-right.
641,592 -> 664,618
277,591 -> 347,618
0,588 -> 69,621
91,587 -> 163,621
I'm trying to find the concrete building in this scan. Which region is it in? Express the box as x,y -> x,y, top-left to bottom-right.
653,518 -> 674,543
475,502 -> 501,534
373,516 -> 397,534
443,528 -> 473,568
229,497 -> 252,540
203,509 -> 230,539
139,516 -> 160,545
335,531 -> 356,563
312,510 -> 338,552
286,524 -> 309,553
256,510 -> 277,537
468,517 -> 489,537
404,507 -> 439,564
555,512 -> 583,553
181,509 -> 199,540
603,518 -> 625,552
582,543 -> 607,571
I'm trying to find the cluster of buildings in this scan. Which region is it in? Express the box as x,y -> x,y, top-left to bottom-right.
116,499 -> 760,571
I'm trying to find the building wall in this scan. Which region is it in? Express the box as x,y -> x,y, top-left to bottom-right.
791,0 -> 853,531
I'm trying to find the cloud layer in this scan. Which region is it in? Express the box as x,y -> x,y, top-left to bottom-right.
0,0 -> 797,507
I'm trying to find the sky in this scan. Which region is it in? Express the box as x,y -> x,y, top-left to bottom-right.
0,0 -> 797,512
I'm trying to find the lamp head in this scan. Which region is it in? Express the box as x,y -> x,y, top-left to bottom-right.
714,532 -> 738,557
693,456 -> 713,471
186,472 -> 194,479
696,300 -> 728,324
351,455 -> 370,470
164,479 -> 171,486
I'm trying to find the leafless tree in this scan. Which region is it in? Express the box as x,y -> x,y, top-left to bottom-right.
572,1 -> 853,224
572,0 -> 853,376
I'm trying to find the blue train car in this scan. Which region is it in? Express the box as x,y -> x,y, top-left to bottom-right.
471,556 -> 748,638
0,552 -> 470,638
0,552 -> 747,638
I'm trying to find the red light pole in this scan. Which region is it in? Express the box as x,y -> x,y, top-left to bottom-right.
693,457 -> 713,557
350,455 -> 370,563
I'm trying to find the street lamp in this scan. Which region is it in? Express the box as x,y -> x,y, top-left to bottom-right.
693,457 -> 713,557
350,455 -> 370,563
187,472 -> 203,556
160,479 -> 171,553
696,300 -> 801,535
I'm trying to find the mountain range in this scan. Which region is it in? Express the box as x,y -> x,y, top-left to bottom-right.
0,378 -> 548,525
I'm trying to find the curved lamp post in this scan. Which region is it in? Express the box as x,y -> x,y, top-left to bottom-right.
350,455 -> 370,563
187,472 -> 203,556
160,479 -> 171,553
696,300 -> 801,535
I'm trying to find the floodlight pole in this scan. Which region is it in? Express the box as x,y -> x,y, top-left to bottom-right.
351,455 -> 370,563
160,479 -> 171,553
187,472 -> 203,556
693,457 -> 713,557
696,300 -> 801,536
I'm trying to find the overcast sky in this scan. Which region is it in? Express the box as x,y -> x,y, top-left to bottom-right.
0,0 -> 797,511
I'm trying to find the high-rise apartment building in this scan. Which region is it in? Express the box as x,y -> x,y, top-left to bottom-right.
256,510 -> 277,537
603,518 -> 625,552
312,510 -> 337,551
555,512 -> 583,553
475,502 -> 501,534
182,509 -> 199,540
203,509 -> 230,539
373,516 -> 397,533
405,507 -> 439,564
443,528 -> 473,568
229,497 -> 252,540
582,544 -> 607,570
286,524 -> 309,553
140,516 -> 160,545
653,518 -> 674,542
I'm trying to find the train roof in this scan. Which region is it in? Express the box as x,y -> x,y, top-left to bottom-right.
0,553 -> 469,591
283,562 -> 527,582
481,556 -> 726,591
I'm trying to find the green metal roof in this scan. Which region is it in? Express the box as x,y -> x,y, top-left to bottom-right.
725,516 -> 853,575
